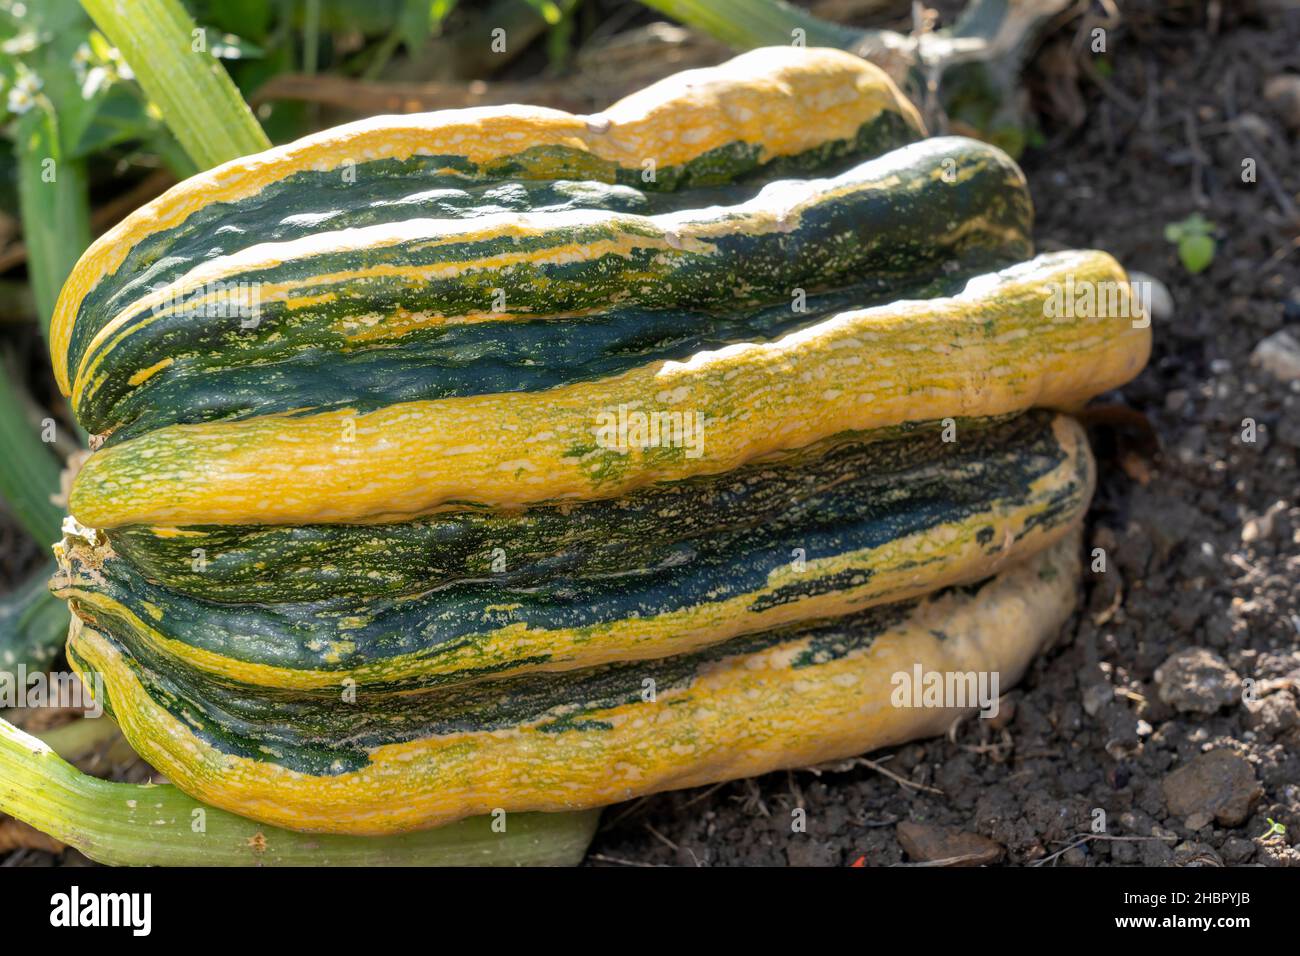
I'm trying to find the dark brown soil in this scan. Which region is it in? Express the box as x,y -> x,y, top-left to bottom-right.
586,0 -> 1300,867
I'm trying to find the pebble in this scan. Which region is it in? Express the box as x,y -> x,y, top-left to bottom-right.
1251,330 -> 1300,382
1128,270 -> 1173,323
1245,690 -> 1299,738
895,821 -> 1004,866
1263,73 -> 1300,131
1242,499 -> 1288,543
1162,750 -> 1263,827
1153,647 -> 1243,713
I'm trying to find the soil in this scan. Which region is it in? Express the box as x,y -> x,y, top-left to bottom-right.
3,0 -> 1297,867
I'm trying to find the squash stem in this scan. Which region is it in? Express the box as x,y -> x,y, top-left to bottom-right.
0,717 -> 598,866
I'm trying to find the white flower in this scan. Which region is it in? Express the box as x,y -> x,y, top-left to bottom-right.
6,70 -> 41,115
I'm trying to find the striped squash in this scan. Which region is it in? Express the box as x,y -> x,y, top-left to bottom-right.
65,134 -> 1029,443
46,48 -> 1153,841
66,531 -> 1081,835
53,46 -> 928,439
55,412 -> 1092,691
67,249 -> 1146,530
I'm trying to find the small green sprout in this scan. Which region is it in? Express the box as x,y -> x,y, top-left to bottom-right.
1164,214 -> 1216,275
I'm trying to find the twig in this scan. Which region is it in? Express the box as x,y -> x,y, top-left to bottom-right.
828,755 -> 944,796
1030,832 -> 1178,867
598,794 -> 654,831
679,780 -> 728,809
643,822 -> 679,853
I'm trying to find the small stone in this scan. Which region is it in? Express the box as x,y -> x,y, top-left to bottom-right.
987,694 -> 1016,730
1263,74 -> 1300,132
1165,388 -> 1190,412
1251,330 -> 1300,382
1153,648 -> 1242,714
785,839 -> 839,867
1082,682 -> 1112,717
1242,500 -> 1288,543
1210,358 -> 1233,376
1221,836 -> 1255,864
1129,270 -> 1173,323
1184,811 -> 1213,831
1175,841 -> 1224,867
1162,750 -> 1263,827
1245,690 -> 1299,738
896,821 -> 1004,866
1230,111 -> 1276,144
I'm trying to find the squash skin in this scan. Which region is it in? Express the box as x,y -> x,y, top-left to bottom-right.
68,250 -> 1149,530
66,532 -> 1081,835
57,412 -> 1092,692
52,46 -> 924,398
69,135 -> 1030,440
107,410 -> 1071,604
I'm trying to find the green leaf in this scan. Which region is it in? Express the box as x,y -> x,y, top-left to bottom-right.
0,561 -> 69,673
207,31 -> 266,60
0,362 -> 63,546
397,0 -> 433,51
1178,234 -> 1215,275
14,95 -> 92,336
636,0 -> 861,51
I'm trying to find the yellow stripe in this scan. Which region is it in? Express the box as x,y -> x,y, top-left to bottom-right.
51,47 -> 921,395
67,531 -> 1078,835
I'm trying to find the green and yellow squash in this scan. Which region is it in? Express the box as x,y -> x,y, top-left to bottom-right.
105,411 -> 1085,605
39,47 -> 1153,844
52,46 -> 928,439
56,412 -> 1092,691
65,134 -> 1029,443
66,532 -> 1081,835
67,249 -> 1145,530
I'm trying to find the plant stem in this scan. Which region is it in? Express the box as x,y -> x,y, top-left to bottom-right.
80,0 -> 272,169
0,716 -> 599,866
636,0 -> 860,50
34,714 -> 123,762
